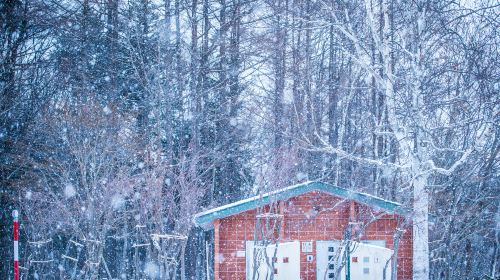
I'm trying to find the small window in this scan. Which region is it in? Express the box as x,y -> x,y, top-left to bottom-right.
328,273 -> 334,279
363,257 -> 370,263
328,255 -> 333,261
328,246 -> 335,252
283,257 -> 289,263
328,264 -> 334,270
274,268 -> 278,274
363,268 -> 370,274
272,257 -> 278,263
352,257 -> 358,263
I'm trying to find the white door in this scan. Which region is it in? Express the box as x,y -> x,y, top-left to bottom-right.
316,241 -> 344,280
349,242 -> 392,280
245,241 -> 300,280
316,241 -> 393,280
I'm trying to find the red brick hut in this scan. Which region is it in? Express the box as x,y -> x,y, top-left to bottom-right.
194,181 -> 413,280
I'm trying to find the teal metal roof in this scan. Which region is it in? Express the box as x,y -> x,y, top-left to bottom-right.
193,181 -> 411,229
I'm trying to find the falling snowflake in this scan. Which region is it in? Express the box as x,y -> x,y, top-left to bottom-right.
144,262 -> 159,278
64,183 -> 76,198
103,105 -> 112,115
230,117 -> 238,126
111,194 -> 125,210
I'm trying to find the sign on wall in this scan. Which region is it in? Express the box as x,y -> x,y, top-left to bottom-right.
302,241 -> 313,253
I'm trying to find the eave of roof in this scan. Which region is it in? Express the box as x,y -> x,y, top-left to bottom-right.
193,181 -> 411,230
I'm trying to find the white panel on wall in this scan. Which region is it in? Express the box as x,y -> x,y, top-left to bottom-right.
245,241 -> 300,280
316,240 -> 344,280
349,242 -> 392,280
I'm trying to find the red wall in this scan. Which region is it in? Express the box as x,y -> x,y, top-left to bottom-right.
214,191 -> 412,280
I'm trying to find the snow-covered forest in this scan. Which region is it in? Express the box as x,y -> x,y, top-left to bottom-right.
0,0 -> 498,279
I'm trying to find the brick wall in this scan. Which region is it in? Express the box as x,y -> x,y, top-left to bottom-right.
214,191 -> 413,280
